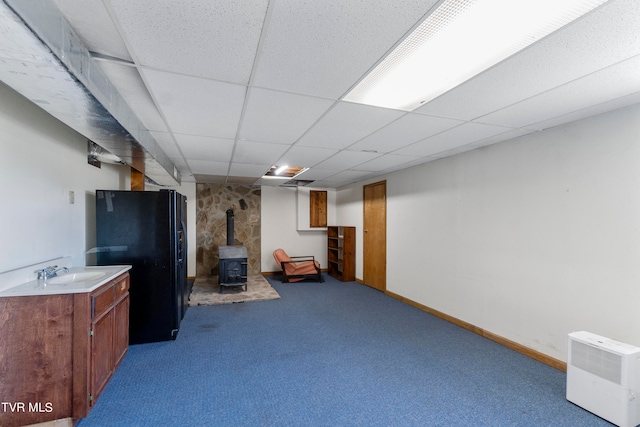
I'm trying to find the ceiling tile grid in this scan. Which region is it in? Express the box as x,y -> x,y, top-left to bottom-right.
531,91 -> 640,131
140,69 -> 246,138
396,122 -> 515,157
97,61 -> 167,132
252,0 -> 440,98
479,55 -> 640,130
348,113 -> 465,154
3,0 -> 639,189
238,88 -> 335,144
174,134 -> 235,163
149,130 -> 181,158
296,101 -> 405,150
231,140 -> 290,165
353,153 -> 425,173
228,162 -> 274,178
108,0 -> 270,83
314,150 -> 382,170
187,159 -> 230,176
294,167 -> 341,182
51,0 -> 132,62
275,145 -> 339,168
415,0 -> 640,122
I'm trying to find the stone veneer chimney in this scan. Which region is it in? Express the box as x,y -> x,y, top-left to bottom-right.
196,184 -> 261,278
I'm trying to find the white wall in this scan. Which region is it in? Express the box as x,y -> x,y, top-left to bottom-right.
336,103 -> 640,362
0,82 -> 197,277
0,82 -> 127,272
261,186 -> 335,272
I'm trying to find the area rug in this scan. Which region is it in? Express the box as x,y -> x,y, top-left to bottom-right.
188,275 -> 280,306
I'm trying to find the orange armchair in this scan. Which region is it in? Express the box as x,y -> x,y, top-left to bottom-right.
273,248 -> 322,283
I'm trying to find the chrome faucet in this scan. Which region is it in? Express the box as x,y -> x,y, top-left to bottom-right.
35,265 -> 69,280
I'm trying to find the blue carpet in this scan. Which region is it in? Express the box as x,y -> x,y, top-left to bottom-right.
78,274 -> 611,426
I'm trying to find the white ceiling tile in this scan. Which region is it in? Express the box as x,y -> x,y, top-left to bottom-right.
532,91 -> 640,131
187,159 -> 229,175
416,0 -> 640,121
253,0 -> 439,98
349,113 -> 464,153
97,61 -> 167,132
52,0 -> 132,61
165,157 -> 193,181
328,170 -> 374,181
480,56 -> 640,130
239,88 -> 334,143
463,128 -> 536,151
382,157 -> 431,174
396,123 -> 512,157
140,69 -> 245,138
228,163 -> 272,178
167,156 -> 189,170
6,0 -> 638,189
313,171 -> 376,188
149,131 -> 180,158
232,140 -> 290,165
193,174 -> 227,184
109,0 -> 269,83
308,179 -> 342,189
252,177 -> 289,187
297,102 -> 404,149
296,168 -> 340,181
276,146 -> 339,168
314,150 -> 381,170
175,134 -> 235,162
353,154 -> 424,172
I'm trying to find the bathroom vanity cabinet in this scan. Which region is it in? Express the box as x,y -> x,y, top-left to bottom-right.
0,270 -> 130,426
73,271 -> 130,418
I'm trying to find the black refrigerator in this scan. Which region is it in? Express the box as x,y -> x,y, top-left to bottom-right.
95,189 -> 188,344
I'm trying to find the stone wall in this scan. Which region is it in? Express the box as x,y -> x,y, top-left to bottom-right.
196,184 -> 261,277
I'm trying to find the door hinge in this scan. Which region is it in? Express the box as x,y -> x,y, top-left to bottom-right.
88,393 -> 93,403
89,328 -> 94,337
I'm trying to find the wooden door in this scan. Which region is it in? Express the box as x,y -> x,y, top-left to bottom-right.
363,181 -> 386,291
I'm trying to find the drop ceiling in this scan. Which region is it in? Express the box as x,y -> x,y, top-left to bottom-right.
2,0 -> 639,188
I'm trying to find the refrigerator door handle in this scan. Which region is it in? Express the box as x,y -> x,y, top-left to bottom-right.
177,227 -> 185,263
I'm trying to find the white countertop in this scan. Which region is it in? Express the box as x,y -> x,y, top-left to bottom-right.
0,265 -> 132,297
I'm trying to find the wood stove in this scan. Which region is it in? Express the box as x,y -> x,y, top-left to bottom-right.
218,246 -> 248,292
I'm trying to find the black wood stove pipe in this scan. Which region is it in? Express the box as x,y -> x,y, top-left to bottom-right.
226,209 -> 234,246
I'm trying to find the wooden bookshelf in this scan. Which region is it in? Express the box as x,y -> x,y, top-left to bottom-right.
327,226 -> 355,281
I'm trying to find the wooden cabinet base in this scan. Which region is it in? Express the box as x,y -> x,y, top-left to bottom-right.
0,272 -> 129,426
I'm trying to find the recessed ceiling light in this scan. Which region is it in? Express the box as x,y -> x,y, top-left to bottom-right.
344,0 -> 609,111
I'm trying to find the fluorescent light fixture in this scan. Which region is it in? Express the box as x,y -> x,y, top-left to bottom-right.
344,0 -> 609,111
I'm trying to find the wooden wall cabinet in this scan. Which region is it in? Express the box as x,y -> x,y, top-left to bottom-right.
310,190 -> 327,228
327,226 -> 355,281
0,272 -> 129,427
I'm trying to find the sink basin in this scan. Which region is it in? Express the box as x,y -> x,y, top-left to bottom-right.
47,271 -> 106,284
0,265 -> 131,297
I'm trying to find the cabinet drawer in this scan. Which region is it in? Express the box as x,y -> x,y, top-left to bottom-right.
115,276 -> 129,299
92,283 -> 115,319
